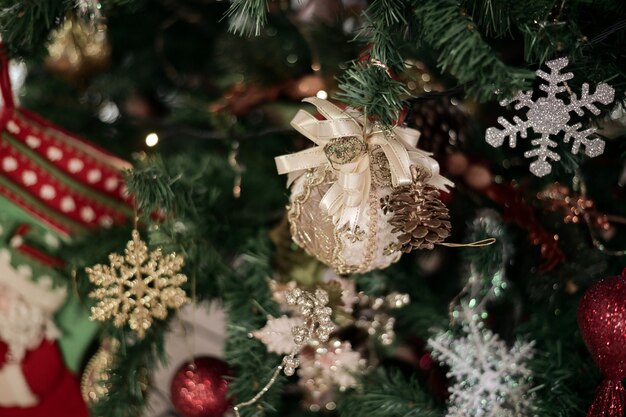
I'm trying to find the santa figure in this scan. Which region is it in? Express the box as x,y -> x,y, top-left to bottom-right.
0,250 -> 87,417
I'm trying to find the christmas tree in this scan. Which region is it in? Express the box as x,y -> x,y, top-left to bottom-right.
0,1 -> 625,417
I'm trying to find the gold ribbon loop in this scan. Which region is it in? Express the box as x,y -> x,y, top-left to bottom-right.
276,98 -> 453,229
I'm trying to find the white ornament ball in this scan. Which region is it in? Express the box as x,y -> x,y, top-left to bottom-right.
287,167 -> 401,275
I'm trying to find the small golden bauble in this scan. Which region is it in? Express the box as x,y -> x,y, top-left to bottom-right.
46,14 -> 111,83
81,338 -> 151,404
81,338 -> 117,404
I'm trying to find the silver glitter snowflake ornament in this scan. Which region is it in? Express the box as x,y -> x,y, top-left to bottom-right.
486,57 -> 615,177
428,306 -> 535,417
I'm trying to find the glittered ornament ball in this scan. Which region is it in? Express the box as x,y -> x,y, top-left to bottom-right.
170,356 -> 232,417
577,270 -> 626,417
578,272 -> 626,379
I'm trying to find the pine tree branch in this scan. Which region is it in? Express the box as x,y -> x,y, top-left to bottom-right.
359,0 -> 411,71
520,300 -> 600,417
463,0 -> 515,36
89,324 -> 168,417
414,0 -> 535,101
225,0 -> 268,37
337,369 -> 441,417
335,0 -> 414,125
336,61 -> 409,126
221,235 -> 286,417
0,0 -> 69,56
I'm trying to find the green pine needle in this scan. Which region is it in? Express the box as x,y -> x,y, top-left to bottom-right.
415,0 -> 535,101
221,236 -> 285,417
225,0 -> 268,37
338,369 -> 440,417
337,62 -> 409,126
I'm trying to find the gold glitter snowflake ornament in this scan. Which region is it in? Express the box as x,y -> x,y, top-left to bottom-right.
86,230 -> 189,338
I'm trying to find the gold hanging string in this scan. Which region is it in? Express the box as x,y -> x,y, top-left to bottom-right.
369,58 -> 392,78
439,237 -> 497,248
228,140 -> 243,198
232,364 -> 284,417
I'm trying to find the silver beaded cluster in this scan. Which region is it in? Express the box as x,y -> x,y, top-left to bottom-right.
286,288 -> 335,345
280,288 -> 336,376
281,354 -> 300,376
354,292 -> 410,346
485,57 -> 615,177
234,287 -> 339,416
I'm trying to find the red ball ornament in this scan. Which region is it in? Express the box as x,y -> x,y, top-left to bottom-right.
578,270 -> 626,417
170,356 -> 232,417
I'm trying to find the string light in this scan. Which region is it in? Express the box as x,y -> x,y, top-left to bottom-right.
316,90 -> 328,100
145,132 -> 159,147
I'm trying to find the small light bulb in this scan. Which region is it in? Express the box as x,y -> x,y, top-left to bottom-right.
316,90 -> 328,100
145,133 -> 159,147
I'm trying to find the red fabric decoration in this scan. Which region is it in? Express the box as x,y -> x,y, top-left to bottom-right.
578,270 -> 626,417
0,341 -> 7,366
9,224 -> 65,268
0,43 -> 132,237
0,340 -> 88,417
482,182 -> 565,272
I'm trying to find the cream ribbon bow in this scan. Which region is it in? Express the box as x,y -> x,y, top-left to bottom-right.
275,97 -> 452,228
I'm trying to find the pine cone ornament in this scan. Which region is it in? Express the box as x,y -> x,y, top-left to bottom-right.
404,97 -> 469,159
385,167 -> 451,252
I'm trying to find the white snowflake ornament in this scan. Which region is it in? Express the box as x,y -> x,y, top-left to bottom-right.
486,57 -> 615,177
428,307 -> 535,417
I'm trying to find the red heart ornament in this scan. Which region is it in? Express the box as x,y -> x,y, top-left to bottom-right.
578,271 -> 626,417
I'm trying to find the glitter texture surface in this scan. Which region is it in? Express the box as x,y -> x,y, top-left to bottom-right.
578,273 -> 626,380
170,357 -> 231,417
585,379 -> 625,417
486,57 -> 615,177
429,305 -> 534,417
86,229 -> 189,339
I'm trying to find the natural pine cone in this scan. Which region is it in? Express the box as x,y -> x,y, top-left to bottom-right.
383,166 -> 451,252
404,97 -> 469,159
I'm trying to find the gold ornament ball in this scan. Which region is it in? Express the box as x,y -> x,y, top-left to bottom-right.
81,338 -> 150,404
81,339 -> 117,404
46,15 -> 111,82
